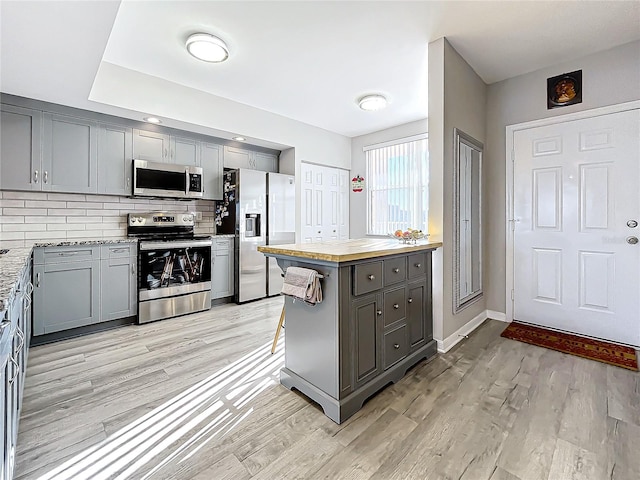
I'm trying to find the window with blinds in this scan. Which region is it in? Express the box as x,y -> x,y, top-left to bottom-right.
365,135 -> 428,236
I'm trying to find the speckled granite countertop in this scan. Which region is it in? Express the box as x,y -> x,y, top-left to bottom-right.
0,237 -> 138,314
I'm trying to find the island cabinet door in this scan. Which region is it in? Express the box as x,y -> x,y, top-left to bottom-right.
406,280 -> 427,350
350,293 -> 382,389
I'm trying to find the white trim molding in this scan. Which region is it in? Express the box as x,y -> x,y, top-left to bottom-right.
486,310 -> 507,322
505,100 -> 640,324
437,311 -> 488,353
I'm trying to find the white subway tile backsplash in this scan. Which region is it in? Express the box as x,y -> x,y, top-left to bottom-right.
25,216 -> 66,224
47,209 -> 86,216
47,193 -> 87,201
3,191 -> 48,200
47,224 -> 86,231
0,216 -> 25,224
0,231 -> 26,240
26,200 -> 67,209
3,224 -> 46,232
3,208 -> 48,216
0,200 -> 25,207
0,190 -> 212,246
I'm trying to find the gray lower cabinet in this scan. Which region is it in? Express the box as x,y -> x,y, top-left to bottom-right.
351,293 -> 381,388
98,123 -> 133,195
1,262 -> 32,480
211,237 -> 234,299
201,142 -> 223,200
0,104 -> 42,191
100,245 -> 137,321
32,244 -> 137,337
42,113 -> 98,193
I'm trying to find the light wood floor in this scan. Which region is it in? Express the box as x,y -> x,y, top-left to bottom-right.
16,297 -> 640,480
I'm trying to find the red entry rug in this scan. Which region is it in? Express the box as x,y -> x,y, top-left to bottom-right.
501,321 -> 639,371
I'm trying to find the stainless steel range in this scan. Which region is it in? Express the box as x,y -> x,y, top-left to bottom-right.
127,212 -> 212,324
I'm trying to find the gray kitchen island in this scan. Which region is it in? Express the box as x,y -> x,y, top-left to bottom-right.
258,238 -> 442,423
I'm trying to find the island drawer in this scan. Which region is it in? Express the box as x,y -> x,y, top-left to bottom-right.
383,257 -> 406,286
384,324 -> 409,369
383,286 -> 406,327
353,261 -> 383,296
407,253 -> 427,279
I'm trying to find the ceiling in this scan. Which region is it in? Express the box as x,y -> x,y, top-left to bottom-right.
1,1 -> 639,140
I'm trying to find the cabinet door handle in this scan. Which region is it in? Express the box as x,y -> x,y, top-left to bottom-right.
44,171 -> 49,184
131,264 -> 135,275
393,303 -> 399,309
36,272 -> 41,288
376,310 -> 382,316
408,298 -> 413,303
164,148 -> 168,159
127,177 -> 131,187
34,170 -> 39,183
415,263 -> 422,268
393,343 -> 400,349
368,274 -> 375,280
393,268 -> 400,273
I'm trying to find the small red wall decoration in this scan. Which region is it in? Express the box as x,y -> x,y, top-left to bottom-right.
351,175 -> 364,192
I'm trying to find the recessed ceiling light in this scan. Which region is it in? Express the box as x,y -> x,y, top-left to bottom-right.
232,136 -> 246,141
186,33 -> 229,63
358,94 -> 388,111
143,117 -> 162,124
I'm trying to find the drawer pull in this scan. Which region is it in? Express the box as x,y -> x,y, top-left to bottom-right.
36,272 -> 41,288
394,343 -> 400,349
59,251 -> 78,256
376,310 -> 382,316
393,303 -> 399,309
408,298 -> 413,303
368,274 -> 375,280
415,263 -> 422,268
393,268 -> 400,273
112,248 -> 128,253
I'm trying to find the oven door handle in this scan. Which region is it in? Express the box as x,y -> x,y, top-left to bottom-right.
185,167 -> 190,196
139,239 -> 213,250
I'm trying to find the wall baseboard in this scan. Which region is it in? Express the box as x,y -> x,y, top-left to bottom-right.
437,311 -> 488,353
487,310 -> 507,322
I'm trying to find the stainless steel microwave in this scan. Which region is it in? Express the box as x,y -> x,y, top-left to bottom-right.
132,160 -> 203,199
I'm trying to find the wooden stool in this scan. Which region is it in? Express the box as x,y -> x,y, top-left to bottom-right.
271,305 -> 285,354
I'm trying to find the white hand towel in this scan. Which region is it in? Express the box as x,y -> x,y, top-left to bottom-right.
281,266 -> 323,305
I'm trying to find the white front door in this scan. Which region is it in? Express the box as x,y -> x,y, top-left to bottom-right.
513,108 -> 640,346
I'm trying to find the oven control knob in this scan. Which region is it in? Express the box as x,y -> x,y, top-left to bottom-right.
184,214 -> 193,222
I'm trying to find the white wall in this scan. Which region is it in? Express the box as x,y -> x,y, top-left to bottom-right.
429,38 -> 488,341
485,40 -> 640,314
349,119 -> 428,239
90,63 -> 352,171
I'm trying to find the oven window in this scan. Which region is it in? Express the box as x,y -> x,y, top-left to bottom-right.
141,246 -> 211,290
137,168 -> 186,192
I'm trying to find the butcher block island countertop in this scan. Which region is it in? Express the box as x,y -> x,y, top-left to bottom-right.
259,238 -> 441,424
257,238 -> 442,263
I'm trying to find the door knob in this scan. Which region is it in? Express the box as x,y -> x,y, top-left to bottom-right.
393,303 -> 399,309
628,220 -> 638,228
626,236 -> 639,245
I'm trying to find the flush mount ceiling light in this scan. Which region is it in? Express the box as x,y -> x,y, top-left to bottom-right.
143,116 -> 162,124
358,94 -> 388,111
186,33 -> 229,63
232,136 -> 246,141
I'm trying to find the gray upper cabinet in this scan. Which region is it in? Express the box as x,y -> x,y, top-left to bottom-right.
0,104 -> 42,191
254,151 -> 278,172
201,142 -> 223,200
42,113 -> 98,193
98,123 -> 133,196
223,145 -> 253,169
132,129 -> 170,163
171,135 -> 199,166
223,146 -> 278,172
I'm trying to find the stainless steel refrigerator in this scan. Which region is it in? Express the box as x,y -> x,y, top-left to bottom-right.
218,169 -> 295,303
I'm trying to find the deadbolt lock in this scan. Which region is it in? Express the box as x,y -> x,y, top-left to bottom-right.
627,220 -> 638,228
